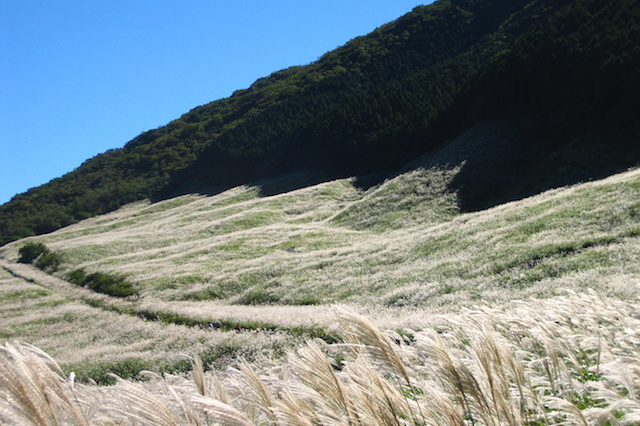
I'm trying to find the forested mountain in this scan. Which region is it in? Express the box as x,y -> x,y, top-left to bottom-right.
1,0 -> 638,245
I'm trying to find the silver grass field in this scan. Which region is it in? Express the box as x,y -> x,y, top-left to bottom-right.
1,164 -> 639,424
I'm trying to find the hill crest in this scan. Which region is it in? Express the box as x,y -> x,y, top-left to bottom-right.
1,0 -> 638,245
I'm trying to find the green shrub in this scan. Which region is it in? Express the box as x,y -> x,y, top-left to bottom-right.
65,358 -> 154,385
35,250 -> 63,272
17,242 -> 48,264
18,242 -> 63,272
84,272 -> 137,298
66,268 -> 87,285
66,269 -> 138,298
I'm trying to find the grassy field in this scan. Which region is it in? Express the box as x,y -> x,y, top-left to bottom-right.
2,290 -> 639,424
1,164 -> 639,423
2,165 -> 638,309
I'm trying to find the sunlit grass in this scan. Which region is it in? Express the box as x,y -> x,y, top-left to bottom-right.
2,167 -> 639,308
2,290 -> 640,424
0,165 -> 639,397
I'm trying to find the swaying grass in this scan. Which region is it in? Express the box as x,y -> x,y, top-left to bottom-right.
1,164 -> 639,423
0,263 -> 294,385
2,290 -> 640,425
1,166 -> 638,310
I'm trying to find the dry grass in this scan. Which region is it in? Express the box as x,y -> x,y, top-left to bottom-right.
0,166 -> 639,386
0,264 -> 291,380
1,165 -> 639,423
2,290 -> 640,425
1,166 -> 638,311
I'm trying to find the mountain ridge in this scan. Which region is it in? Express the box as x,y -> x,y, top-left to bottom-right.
1,0 -> 638,245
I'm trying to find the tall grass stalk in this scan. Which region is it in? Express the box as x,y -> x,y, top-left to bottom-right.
1,290 -> 640,424
0,343 -> 89,426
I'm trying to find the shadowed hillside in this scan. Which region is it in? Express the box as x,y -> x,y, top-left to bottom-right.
1,0 -> 638,244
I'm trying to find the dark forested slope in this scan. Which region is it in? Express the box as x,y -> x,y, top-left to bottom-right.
424,0 -> 640,210
1,0 -> 638,245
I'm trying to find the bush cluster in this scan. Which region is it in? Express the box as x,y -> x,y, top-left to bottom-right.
17,242 -> 62,272
66,269 -> 138,298
16,242 -> 137,298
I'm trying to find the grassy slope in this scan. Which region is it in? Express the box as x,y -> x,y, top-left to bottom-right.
1,0 -> 530,244
3,290 -> 640,424
6,0 -> 637,246
0,261 -> 295,383
1,151 -> 639,379
3,161 -> 639,308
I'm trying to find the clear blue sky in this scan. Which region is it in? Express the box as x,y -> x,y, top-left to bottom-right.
0,1 -> 433,205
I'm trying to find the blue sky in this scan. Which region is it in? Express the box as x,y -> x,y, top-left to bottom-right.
0,1 -> 433,205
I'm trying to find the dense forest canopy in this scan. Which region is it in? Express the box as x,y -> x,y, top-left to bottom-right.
1,0 -> 638,245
